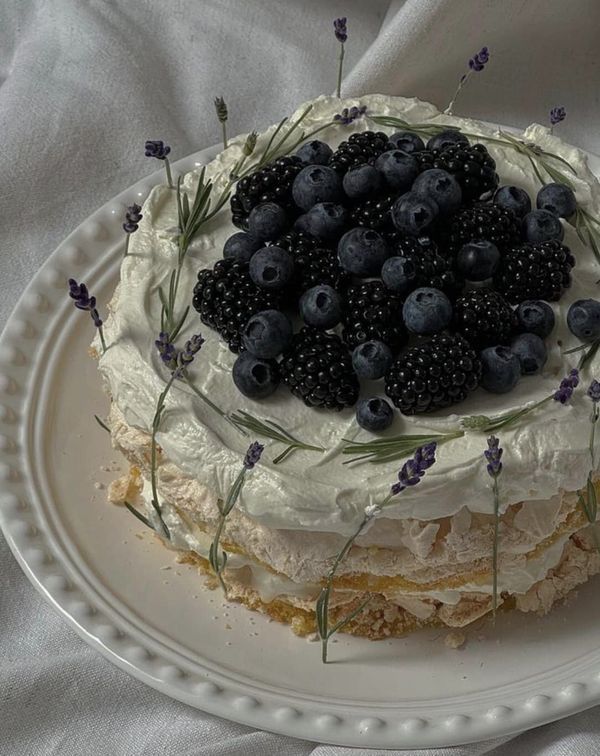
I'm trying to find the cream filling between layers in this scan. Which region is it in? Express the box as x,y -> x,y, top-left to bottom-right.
96,93 -> 600,536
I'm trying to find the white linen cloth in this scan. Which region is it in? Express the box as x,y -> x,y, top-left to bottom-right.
1,1 -> 600,753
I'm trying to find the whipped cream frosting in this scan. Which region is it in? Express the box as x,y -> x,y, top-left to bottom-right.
97,94 -> 600,536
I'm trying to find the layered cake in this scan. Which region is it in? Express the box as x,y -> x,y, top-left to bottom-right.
94,94 -> 600,645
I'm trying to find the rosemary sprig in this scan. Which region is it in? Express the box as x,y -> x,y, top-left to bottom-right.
578,381 -> 600,554
564,339 -> 600,370
148,373 -> 177,539
124,500 -> 155,531
317,443 -> 437,663
208,442 -> 264,596
342,430 -> 463,465
229,410 -> 324,463
461,395 -> 554,434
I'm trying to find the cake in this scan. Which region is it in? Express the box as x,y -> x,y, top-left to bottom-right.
90,93 -> 600,655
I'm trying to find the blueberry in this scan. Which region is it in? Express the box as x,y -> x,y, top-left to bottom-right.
299,284 -> 342,329
402,287 -> 452,335
426,130 -> 470,151
567,299 -> 600,342
456,240 -> 501,281
242,309 -> 293,359
292,165 -> 343,211
493,185 -> 532,218
391,192 -> 439,236
295,202 -> 348,241
522,209 -> 564,243
342,164 -> 383,199
536,182 -> 577,219
296,139 -> 333,165
480,346 -> 521,393
249,246 -> 295,290
223,232 -> 261,263
413,168 -> 462,216
247,202 -> 288,242
374,150 -> 419,191
510,333 -> 548,375
352,340 -> 393,380
515,300 -> 555,338
388,131 -> 425,154
232,352 -> 280,399
381,256 -> 417,295
356,397 -> 394,432
337,227 -> 389,276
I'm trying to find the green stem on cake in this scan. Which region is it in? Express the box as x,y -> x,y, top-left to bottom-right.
124,500 -> 155,531
491,474 -> 500,618
578,402 -> 600,554
149,374 -> 177,539
228,410 -> 324,463
94,414 -> 111,434
183,377 -> 248,436
336,42 -> 345,98
164,157 -> 174,189
573,207 -> 600,267
316,511 -> 372,664
444,71 -> 471,115
461,394 -> 557,435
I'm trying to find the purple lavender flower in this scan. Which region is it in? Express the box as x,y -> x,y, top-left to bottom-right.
468,46 -> 489,72
155,332 -> 177,370
391,442 -> 437,496
145,140 -> 171,160
68,279 -> 102,328
214,96 -> 228,124
554,368 -> 580,404
333,104 -> 367,125
588,379 -> 600,403
550,106 -> 566,127
485,435 -> 503,478
174,334 -> 205,376
333,17 -> 347,44
122,203 -> 143,234
243,441 -> 264,470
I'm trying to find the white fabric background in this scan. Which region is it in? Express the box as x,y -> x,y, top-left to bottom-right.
1,1 -> 600,753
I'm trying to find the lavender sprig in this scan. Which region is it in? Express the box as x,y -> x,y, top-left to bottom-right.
578,381 -> 600,554
333,105 -> 367,125
485,435 -> 503,617
550,106 -> 567,133
444,46 -> 489,115
123,203 -> 142,256
68,279 -> 107,353
145,139 -> 174,188
333,17 -> 347,98
316,443 -> 437,663
462,369 -> 580,433
209,441 -> 264,595
214,96 -> 228,149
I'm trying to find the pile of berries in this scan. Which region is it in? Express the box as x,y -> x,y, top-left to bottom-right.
193,127 -> 579,432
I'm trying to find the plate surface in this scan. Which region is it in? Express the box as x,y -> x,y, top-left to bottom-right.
2,143 -> 600,750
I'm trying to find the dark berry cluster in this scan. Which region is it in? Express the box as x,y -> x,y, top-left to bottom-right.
193,126 -> 578,432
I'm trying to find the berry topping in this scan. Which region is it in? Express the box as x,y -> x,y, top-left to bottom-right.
536,182 -> 577,219
437,202 -> 521,258
480,346 -> 521,394
567,299 -> 600,342
494,185 -> 532,218
374,150 -> 419,191
391,192 -> 439,236
223,232 -> 262,263
247,202 -> 288,242
242,309 -> 293,359
292,165 -> 343,211
494,240 -> 575,303
402,287 -> 453,335
352,340 -> 394,380
356,397 -> 394,432
456,240 -> 501,281
522,209 -> 565,243
426,130 -> 470,151
341,280 -> 406,352
412,168 -> 462,216
416,143 -> 498,200
249,246 -> 295,290
232,352 -> 280,398
299,284 -> 342,329
510,333 -> 548,375
453,288 -> 516,350
328,130 -> 392,174
515,300 -> 555,338
296,139 -> 333,165
280,328 -> 359,410
388,131 -> 425,154
385,333 -> 481,414
342,163 -> 383,199
337,227 -> 389,277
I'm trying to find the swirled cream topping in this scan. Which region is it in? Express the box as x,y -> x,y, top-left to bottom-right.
97,94 -> 600,536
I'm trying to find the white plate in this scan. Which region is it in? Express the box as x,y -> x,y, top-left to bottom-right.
2,142 -> 600,751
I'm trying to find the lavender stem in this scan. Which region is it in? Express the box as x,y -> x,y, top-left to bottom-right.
336,42 -> 345,98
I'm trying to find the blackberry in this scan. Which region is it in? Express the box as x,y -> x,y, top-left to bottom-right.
280,327 -> 359,410
494,240 -> 575,304
275,231 -> 349,293
385,334 -> 481,414
230,155 -> 303,229
328,131 -> 392,174
384,235 -> 463,298
414,143 -> 498,201
341,280 -> 406,352
437,202 -> 521,259
349,192 -> 397,231
453,288 -> 517,349
192,259 -> 281,353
